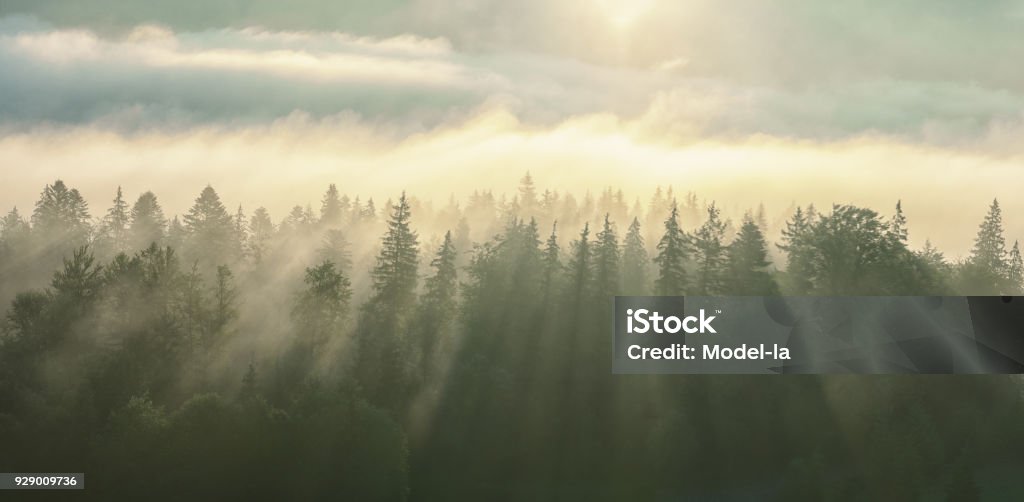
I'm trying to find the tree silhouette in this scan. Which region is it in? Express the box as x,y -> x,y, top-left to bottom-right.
654,203 -> 689,295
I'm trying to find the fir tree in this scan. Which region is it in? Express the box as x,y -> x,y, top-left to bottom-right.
970,199 -> 1007,277
367,193 -> 420,312
317,229 -> 352,272
103,186 -> 131,253
778,206 -> 815,294
1008,241 -> 1024,294
725,216 -> 777,295
320,183 -> 345,227
292,261 -> 352,350
592,214 -> 620,300
654,203 -> 689,295
32,179 -> 91,242
890,200 -> 908,245
129,191 -> 166,250
183,186 -> 235,265
693,203 -> 727,295
621,217 -> 649,295
248,207 -> 274,264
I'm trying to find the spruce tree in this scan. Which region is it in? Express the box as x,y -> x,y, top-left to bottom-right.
693,203 -> 727,295
725,217 -> 777,295
542,222 -> 562,298
317,229 -> 352,272
971,199 -> 1007,277
103,186 -> 131,253
293,261 -> 352,350
890,200 -> 908,245
368,193 -> 420,312
414,231 -> 459,376
233,205 -> 248,260
320,183 -> 345,227
654,203 -> 689,295
129,191 -> 166,250
592,214 -> 620,300
1008,241 -> 1024,294
248,207 -> 274,264
32,179 -> 91,242
518,172 -> 538,216
777,206 -> 815,294
621,217 -> 649,295
183,186 -> 235,266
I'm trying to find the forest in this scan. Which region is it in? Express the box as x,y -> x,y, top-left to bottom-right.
1,173 -> 1023,500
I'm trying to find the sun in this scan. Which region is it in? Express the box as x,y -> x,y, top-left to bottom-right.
595,0 -> 657,30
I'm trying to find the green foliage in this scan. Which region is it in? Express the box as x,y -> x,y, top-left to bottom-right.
128,191 -> 166,251
1,179 -> 1022,500
654,203 -> 689,295
693,203 -> 728,295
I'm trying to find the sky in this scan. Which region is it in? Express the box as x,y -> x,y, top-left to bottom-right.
1,1 -> 1023,255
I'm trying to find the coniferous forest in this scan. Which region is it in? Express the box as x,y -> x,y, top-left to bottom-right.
2,174 -> 1024,500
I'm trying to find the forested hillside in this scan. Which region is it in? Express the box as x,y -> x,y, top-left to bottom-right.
1,174 -> 1022,500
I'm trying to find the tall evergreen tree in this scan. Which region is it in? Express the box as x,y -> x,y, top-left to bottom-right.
725,217 -> 777,294
621,217 -> 649,295
320,184 -> 345,227
367,193 -> 420,312
183,186 -> 236,266
692,203 -> 727,295
592,214 -> 621,300
519,172 -> 538,216
292,261 -> 352,350
413,231 -> 459,377
654,203 -> 689,295
890,200 -> 908,245
233,205 -> 248,260
777,206 -> 815,294
970,199 -> 1007,277
248,207 -> 274,264
103,186 -> 131,253
128,191 -> 166,250
317,229 -> 352,272
1008,241 -> 1024,294
32,179 -> 91,242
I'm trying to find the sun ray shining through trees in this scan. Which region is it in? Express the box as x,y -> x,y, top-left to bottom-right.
1,176 -> 1023,500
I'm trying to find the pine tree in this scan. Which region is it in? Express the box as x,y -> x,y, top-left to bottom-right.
317,229 -> 352,272
292,261 -> 352,350
654,203 -> 689,295
320,184 -> 345,227
778,206 -> 815,294
592,214 -> 620,300
248,207 -> 274,264
233,205 -> 248,260
206,265 -> 238,347
725,216 -> 777,295
129,191 -> 166,250
542,222 -> 562,299
103,186 -> 131,252
693,203 -> 727,295
368,193 -> 420,312
519,172 -> 538,216
564,223 -> 592,319
890,200 -> 908,245
971,199 -> 1007,276
167,216 -> 186,251
621,217 -> 649,295
1008,241 -> 1024,294
183,186 -> 236,265
32,179 -> 91,242
414,231 -> 459,375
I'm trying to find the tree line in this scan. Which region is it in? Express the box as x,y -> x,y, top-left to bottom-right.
1,173 -> 1022,500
